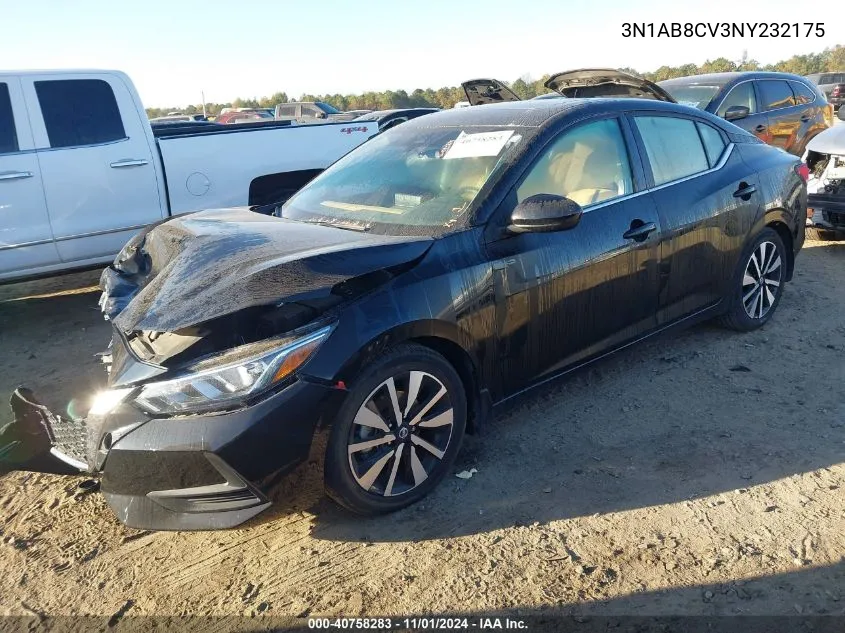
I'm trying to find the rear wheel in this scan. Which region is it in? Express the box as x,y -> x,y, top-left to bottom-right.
718,228 -> 786,331
324,344 -> 467,515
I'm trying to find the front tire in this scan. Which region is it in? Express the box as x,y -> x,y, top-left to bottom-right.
324,344 -> 467,515
718,228 -> 787,332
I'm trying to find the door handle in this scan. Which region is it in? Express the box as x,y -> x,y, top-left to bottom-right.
110,159 -> 149,168
800,115 -> 811,122
0,171 -> 33,181
733,183 -> 757,199
623,221 -> 657,242
754,124 -> 767,133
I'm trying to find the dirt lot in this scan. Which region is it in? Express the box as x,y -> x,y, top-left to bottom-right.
0,239 -> 843,625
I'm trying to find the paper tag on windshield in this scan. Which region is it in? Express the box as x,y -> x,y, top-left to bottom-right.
442,130 -> 514,160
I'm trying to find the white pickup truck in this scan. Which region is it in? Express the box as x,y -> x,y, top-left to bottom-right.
0,70 -> 379,282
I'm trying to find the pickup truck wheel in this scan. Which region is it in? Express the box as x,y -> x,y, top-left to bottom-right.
324,344 -> 466,515
718,228 -> 786,332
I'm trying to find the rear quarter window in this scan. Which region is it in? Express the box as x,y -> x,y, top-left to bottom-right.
35,79 -> 126,148
696,122 -> 726,168
635,116 -> 709,186
790,81 -> 816,105
0,83 -> 19,154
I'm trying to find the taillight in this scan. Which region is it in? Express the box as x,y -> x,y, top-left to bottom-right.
795,163 -> 810,182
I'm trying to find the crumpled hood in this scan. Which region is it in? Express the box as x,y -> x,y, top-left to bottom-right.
807,125 -> 845,155
102,208 -> 433,333
545,69 -> 676,102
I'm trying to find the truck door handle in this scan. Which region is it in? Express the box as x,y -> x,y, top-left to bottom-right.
754,124 -> 767,133
733,183 -> 757,199
623,221 -> 657,242
110,159 -> 149,168
0,171 -> 33,181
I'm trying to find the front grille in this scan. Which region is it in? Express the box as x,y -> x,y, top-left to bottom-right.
47,417 -> 89,468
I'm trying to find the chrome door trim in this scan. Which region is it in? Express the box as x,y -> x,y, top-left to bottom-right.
0,170 -> 33,181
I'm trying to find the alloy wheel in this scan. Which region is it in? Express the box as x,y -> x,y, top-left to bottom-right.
742,240 -> 782,319
347,371 -> 454,497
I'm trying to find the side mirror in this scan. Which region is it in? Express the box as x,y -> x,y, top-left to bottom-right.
314,111 -> 327,119
509,194 -> 583,233
724,105 -> 750,122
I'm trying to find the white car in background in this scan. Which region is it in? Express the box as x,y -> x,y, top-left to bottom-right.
804,124 -> 845,238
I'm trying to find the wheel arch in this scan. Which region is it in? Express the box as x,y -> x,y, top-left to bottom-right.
334,320 -> 488,435
762,210 -> 795,281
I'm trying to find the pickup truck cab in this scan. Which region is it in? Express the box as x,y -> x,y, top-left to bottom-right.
0,70 -> 378,282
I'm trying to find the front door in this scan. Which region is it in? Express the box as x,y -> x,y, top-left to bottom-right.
21,74 -> 163,264
714,81 -> 769,143
487,116 -> 662,397
0,77 -> 59,279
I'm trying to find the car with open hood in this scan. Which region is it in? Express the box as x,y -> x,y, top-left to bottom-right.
3,96 -> 807,530
804,124 -> 845,239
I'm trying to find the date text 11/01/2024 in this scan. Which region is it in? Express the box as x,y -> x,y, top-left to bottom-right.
307,617 -> 528,630
622,22 -> 825,38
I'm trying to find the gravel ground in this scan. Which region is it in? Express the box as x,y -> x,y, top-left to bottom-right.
0,238 -> 843,625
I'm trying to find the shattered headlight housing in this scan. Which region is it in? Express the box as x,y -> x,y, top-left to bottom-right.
133,325 -> 333,415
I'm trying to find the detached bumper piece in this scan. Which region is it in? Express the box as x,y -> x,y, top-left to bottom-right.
1,388 -> 88,475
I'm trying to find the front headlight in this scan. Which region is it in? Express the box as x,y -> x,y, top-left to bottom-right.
134,325 -> 333,415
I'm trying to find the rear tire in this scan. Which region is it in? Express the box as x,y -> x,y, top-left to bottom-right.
718,228 -> 787,332
324,344 -> 467,515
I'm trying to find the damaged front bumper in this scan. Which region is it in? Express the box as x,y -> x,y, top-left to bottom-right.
2,379 -> 343,530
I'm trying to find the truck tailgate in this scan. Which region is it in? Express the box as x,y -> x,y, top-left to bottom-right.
157,121 -> 378,216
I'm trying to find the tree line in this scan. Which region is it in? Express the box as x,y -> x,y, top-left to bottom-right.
145,45 -> 845,119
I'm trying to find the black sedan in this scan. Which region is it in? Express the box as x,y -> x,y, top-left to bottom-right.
4,97 -> 806,530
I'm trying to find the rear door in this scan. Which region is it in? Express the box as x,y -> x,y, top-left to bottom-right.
630,113 -> 762,323
756,79 -> 803,154
0,77 -> 60,278
21,74 -> 163,264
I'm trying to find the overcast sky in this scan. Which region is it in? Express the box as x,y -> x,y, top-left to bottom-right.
2,0 -> 838,107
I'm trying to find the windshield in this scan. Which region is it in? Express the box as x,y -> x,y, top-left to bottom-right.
317,101 -> 341,114
281,124 -> 524,236
659,83 -> 722,109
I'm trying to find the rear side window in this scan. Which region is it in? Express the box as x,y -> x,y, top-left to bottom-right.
635,116 -> 709,186
696,122 -> 726,168
717,83 -> 756,117
35,79 -> 126,148
790,81 -> 816,105
0,83 -> 19,154
757,80 -> 796,111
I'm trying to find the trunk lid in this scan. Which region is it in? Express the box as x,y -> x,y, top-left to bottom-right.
544,68 -> 677,102
461,79 -> 522,106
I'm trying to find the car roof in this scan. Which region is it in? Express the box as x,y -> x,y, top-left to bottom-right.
660,71 -> 812,86
400,97 -> 719,130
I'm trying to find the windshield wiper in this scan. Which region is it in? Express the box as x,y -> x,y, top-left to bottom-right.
313,219 -> 372,232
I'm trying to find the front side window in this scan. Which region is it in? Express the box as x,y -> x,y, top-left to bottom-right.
35,79 -> 126,148
0,83 -> 19,154
717,82 -> 757,117
516,118 -> 633,207
635,116 -> 709,186
757,80 -> 796,111
282,124 -> 524,235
